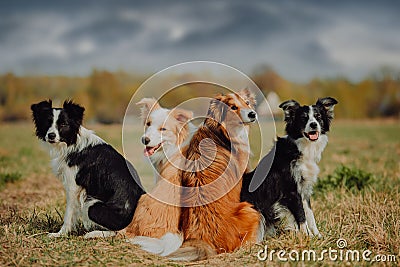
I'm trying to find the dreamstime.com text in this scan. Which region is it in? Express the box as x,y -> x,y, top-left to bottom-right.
257,239 -> 397,263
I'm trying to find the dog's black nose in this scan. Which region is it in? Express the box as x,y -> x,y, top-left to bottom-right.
310,122 -> 318,129
141,136 -> 150,145
248,111 -> 256,119
47,132 -> 56,140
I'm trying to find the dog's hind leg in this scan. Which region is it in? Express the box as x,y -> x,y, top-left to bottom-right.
256,214 -> 267,241
262,206 -> 279,237
86,201 -> 132,231
279,192 -> 312,236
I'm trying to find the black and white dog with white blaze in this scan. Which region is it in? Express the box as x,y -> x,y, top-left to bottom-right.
31,100 -> 144,238
241,97 -> 338,238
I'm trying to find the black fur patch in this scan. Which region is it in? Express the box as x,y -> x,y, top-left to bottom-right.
67,143 -> 144,230
31,100 -> 53,141
241,137 -> 303,229
59,101 -> 85,145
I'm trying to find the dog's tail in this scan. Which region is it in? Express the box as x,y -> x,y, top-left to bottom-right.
127,232 -> 183,256
167,239 -> 217,261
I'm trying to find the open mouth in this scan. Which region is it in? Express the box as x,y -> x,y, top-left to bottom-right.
240,118 -> 257,124
143,142 -> 163,157
304,131 -> 319,141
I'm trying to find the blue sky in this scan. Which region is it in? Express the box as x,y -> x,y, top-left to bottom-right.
0,0 -> 399,82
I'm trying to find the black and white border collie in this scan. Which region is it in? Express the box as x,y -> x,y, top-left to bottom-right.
31,100 -> 144,238
241,97 -> 338,238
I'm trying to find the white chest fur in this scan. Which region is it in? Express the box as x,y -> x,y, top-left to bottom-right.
48,126 -> 104,187
51,152 -> 79,189
292,135 -> 328,199
48,143 -> 77,184
49,145 -> 83,226
231,125 -> 251,155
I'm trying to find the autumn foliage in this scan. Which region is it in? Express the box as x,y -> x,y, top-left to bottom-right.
0,67 -> 399,123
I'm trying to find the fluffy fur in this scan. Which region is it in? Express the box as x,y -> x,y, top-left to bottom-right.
124,98 -> 194,256
241,97 -> 338,238
31,100 -> 144,238
169,89 -> 262,261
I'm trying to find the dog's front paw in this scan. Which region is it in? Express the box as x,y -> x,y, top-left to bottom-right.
84,231 -> 118,239
48,231 -> 67,238
299,222 -> 314,237
48,226 -> 70,238
310,228 -> 323,239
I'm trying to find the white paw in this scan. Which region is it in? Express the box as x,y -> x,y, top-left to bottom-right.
84,232 -> 99,239
84,231 -> 117,239
48,231 -> 66,238
310,227 -> 323,238
299,223 -> 313,237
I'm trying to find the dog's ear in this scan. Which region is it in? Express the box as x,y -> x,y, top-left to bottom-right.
316,97 -> 338,119
171,108 -> 193,124
63,100 -> 85,125
238,88 -> 256,107
207,95 -> 227,123
136,98 -> 161,123
31,99 -> 52,114
170,108 -> 193,146
279,100 -> 300,121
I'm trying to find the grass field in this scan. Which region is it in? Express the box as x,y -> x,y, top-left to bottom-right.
0,120 -> 399,266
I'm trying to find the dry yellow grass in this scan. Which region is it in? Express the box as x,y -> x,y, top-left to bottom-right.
0,121 -> 399,266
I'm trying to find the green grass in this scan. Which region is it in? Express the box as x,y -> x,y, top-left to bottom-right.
0,171 -> 22,190
0,120 -> 399,266
315,164 -> 375,192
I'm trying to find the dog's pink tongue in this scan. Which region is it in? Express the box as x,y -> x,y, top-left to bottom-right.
309,132 -> 319,141
144,147 -> 155,157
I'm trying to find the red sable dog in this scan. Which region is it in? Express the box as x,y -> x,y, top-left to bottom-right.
169,89 -> 263,261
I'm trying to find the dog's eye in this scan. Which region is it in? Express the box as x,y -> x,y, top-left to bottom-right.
160,127 -> 167,131
60,123 -> 67,127
146,122 -> 151,126
315,113 -> 321,119
231,106 -> 238,110
246,101 -> 250,105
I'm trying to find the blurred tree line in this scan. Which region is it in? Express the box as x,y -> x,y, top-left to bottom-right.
0,67 -> 399,123
252,66 -> 400,119
0,70 -> 145,123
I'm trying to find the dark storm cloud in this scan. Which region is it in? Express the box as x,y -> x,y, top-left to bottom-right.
0,0 -> 399,81
62,15 -> 142,45
169,3 -> 287,47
